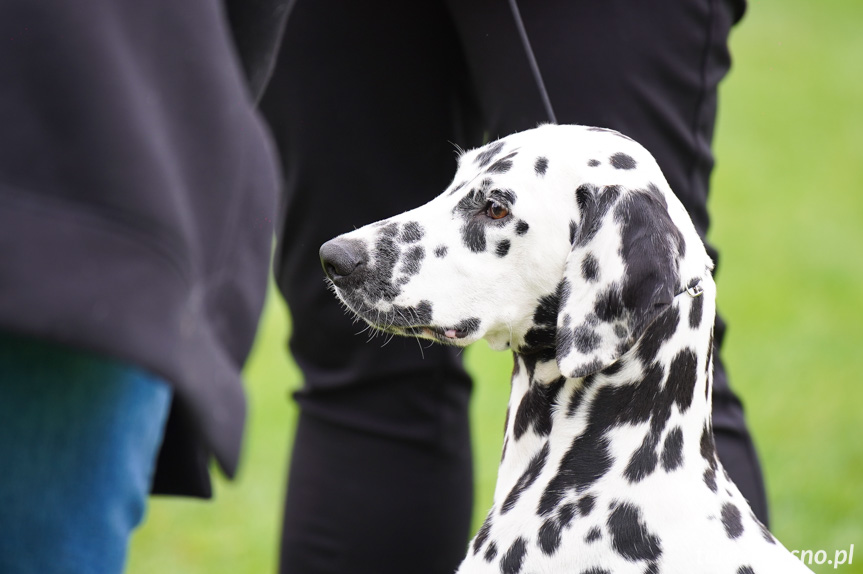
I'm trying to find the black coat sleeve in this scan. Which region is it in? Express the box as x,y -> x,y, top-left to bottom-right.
0,1 -> 284,495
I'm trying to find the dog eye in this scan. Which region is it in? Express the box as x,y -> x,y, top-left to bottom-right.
485,200 -> 510,220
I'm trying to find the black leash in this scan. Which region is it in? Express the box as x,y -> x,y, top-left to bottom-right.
507,0 -> 558,124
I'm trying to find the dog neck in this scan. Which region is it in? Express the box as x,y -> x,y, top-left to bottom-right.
490,297 -> 734,533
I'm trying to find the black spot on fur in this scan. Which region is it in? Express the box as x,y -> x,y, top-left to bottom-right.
516,220 -> 530,235
461,220 -> 486,253
502,443 -> 550,513
701,424 -> 718,468
447,180 -> 468,196
380,222 -> 399,237
635,305 -> 680,364
487,151 -> 517,174
472,511 -> 494,554
496,240 -> 511,257
593,284 -> 626,323
575,185 -> 621,247
585,527 -> 602,543
737,567 -> 756,574
558,503 -> 577,526
434,245 -> 448,258
588,159 -> 601,167
581,254 -> 599,282
513,379 -> 565,440
567,384 -> 586,417
389,301 -> 433,326
500,537 -> 527,574
569,220 -> 578,244
610,152 -> 637,170
399,245 -> 425,276
607,502 -> 662,562
706,330 -> 715,377
453,187 -> 484,217
484,542 -> 498,562
539,430 -> 612,515
661,426 -> 684,471
572,324 -> 600,354
689,291 -> 704,328
624,433 -> 659,483
751,511 -> 775,544
399,221 -> 424,243
581,568 -> 611,574
666,349 -> 698,413
704,468 -> 718,492
453,317 -> 481,337
644,563 -> 660,574
538,382 -> 620,513
577,494 -> 596,516
521,283 -> 566,354
535,156 -> 549,176
721,502 -> 744,539
475,141 -> 505,167
538,518 -> 562,555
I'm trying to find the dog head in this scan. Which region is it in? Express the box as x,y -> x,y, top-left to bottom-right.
321,124 -> 713,379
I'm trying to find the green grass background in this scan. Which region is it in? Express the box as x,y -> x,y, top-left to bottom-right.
128,0 -> 863,571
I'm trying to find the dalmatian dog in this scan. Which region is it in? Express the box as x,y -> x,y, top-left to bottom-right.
320,124 -> 812,574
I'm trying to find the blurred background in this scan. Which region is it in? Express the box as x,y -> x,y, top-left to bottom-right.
128,0 -> 863,571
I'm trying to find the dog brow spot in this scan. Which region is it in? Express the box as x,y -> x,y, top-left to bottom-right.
535,156 -> 549,176
516,220 -> 529,235
610,152 -> 637,170
487,151 -> 518,174
475,141 -> 505,167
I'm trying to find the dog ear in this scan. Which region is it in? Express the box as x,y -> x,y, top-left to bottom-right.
555,184 -> 683,379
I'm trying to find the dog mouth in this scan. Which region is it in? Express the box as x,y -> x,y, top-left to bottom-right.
398,317 -> 482,343
402,325 -> 472,341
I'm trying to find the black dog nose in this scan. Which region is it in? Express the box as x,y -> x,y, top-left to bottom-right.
320,238 -> 368,284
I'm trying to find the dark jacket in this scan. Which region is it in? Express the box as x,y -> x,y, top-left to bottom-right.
0,0 -> 292,496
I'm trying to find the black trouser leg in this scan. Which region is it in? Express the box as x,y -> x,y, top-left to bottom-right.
260,1 -> 480,572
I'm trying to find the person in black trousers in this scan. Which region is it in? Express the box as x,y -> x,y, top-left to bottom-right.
261,1 -> 761,572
